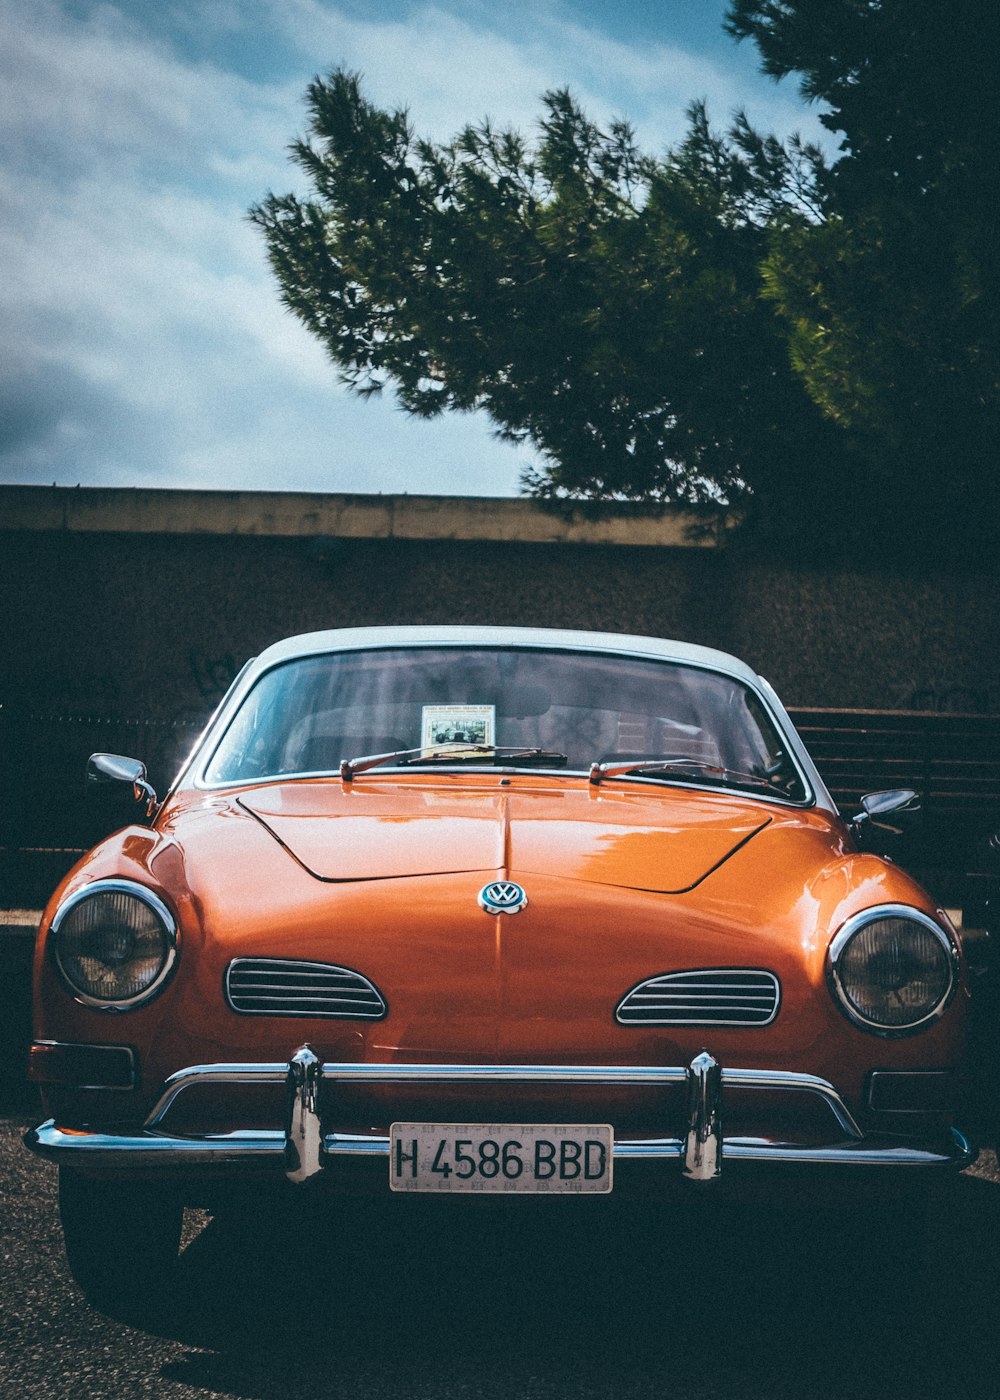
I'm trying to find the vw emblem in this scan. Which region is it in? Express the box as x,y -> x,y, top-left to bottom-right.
478,881 -> 528,915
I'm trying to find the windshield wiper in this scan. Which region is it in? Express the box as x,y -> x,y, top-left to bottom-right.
588,757 -> 780,792
341,744 -> 567,782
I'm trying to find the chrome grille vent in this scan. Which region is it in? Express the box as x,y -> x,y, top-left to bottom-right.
616,969 -> 780,1027
226,958 -> 387,1020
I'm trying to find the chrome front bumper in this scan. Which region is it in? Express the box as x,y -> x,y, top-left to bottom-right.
24,1046 -> 975,1182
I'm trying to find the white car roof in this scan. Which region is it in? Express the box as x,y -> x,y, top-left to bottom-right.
252,625 -> 763,687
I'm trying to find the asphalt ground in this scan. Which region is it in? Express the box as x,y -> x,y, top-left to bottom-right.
3,1080 -> 1000,1400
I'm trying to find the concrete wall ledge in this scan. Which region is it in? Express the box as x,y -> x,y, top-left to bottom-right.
0,911 -> 41,940
1,484 -> 716,548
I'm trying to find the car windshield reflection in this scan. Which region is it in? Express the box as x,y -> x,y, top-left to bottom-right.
202,645 -> 807,801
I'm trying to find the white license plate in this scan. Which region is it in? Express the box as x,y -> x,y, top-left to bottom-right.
389,1123 -> 614,1194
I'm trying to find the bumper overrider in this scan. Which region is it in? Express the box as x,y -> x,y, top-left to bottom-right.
24,1047 -> 974,1182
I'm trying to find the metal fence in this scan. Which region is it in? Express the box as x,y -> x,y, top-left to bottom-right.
787,707 -> 1000,912
2,704 -> 998,912
0,707 -> 207,907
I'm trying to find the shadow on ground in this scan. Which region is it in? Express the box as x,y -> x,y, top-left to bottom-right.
5,1079 -> 999,1400
7,932 -> 1000,1391
138,1171 -> 1000,1400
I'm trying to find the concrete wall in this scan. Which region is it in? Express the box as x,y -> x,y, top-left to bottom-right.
2,485 -> 998,1076
3,484 -> 999,719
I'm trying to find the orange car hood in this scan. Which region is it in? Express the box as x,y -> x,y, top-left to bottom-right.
236,780 -> 772,894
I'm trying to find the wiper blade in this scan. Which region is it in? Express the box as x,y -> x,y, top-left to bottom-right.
588,757 -> 778,792
405,745 -> 567,770
341,744 -> 567,782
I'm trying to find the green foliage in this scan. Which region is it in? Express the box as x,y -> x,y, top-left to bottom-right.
728,0 -> 1000,546
253,0 -> 1000,554
251,71 -> 848,541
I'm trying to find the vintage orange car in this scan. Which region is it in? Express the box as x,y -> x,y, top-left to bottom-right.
24,626 -> 977,1310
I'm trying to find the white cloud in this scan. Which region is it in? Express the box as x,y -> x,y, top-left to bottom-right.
265,0 -> 828,151
0,0 -> 824,498
0,0 -> 536,493
0,0 -> 301,181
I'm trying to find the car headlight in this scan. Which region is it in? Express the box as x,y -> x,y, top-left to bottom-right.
827,904 -> 958,1036
50,879 -> 177,1010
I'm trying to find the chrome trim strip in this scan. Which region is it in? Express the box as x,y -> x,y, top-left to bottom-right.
719,1067 -> 861,1136
225,958 -> 388,1020
26,1122 -> 284,1165
213,768 -> 809,810
617,969 -> 781,1027
141,1060 -> 863,1138
719,1130 -> 974,1167
146,1064 -> 288,1129
24,1122 -> 973,1170
168,656 -> 256,793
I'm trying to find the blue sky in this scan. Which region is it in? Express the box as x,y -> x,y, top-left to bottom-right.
1,0 -> 828,498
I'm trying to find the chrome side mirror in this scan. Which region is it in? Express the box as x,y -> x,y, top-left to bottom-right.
849,788 -> 921,854
87,753 -> 158,818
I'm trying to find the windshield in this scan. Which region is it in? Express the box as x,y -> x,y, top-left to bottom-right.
202,646 -> 807,800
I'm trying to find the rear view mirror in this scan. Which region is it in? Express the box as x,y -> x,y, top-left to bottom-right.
850,788 -> 921,854
87,752 -> 158,817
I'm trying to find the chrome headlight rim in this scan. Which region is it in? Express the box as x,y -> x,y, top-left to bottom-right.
827,903 -> 959,1038
50,878 -> 178,1012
